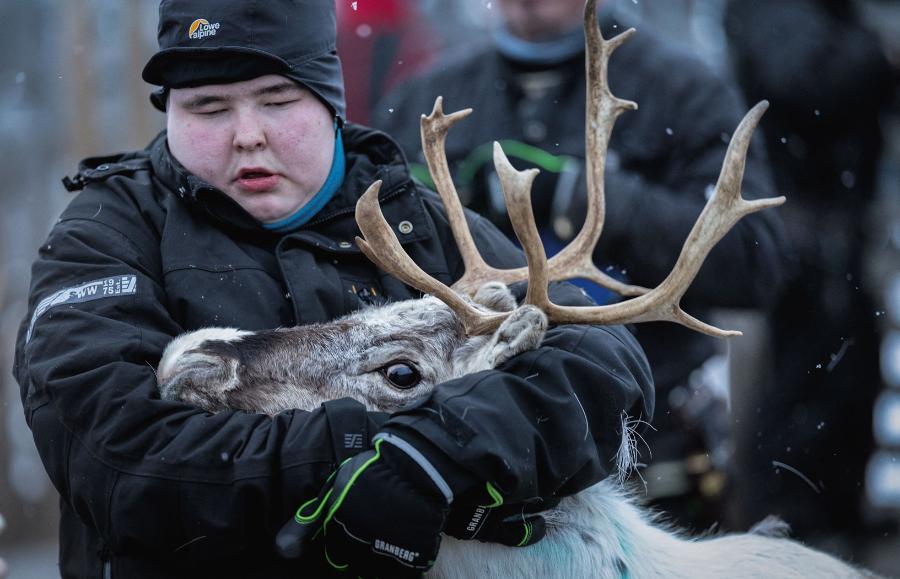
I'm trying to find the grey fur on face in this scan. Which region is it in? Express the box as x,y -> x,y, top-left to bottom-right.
157,287 -> 544,415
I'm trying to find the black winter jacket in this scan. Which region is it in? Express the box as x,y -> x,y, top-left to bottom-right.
14,124 -> 653,578
374,11 -> 787,392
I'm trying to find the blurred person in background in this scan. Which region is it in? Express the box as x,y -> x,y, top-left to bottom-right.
375,0 -> 787,531
725,0 -> 900,557
11,0 -> 654,576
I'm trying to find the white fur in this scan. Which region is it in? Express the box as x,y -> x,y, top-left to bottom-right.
433,480 -> 873,578
157,327 -> 250,384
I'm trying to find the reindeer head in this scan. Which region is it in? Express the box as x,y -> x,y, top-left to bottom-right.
157,284 -> 548,415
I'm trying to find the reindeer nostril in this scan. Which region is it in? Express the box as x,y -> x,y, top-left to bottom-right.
381,362 -> 421,389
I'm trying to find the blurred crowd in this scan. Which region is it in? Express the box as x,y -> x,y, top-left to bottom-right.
1,0 -> 899,576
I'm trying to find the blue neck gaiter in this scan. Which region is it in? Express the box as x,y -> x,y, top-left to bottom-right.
263,123 -> 345,233
492,22 -> 585,66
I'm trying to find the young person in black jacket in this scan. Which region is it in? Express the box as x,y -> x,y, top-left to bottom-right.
13,0 -> 653,577
375,0 -> 786,529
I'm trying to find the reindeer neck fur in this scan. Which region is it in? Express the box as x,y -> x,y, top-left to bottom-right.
432,479 -> 873,579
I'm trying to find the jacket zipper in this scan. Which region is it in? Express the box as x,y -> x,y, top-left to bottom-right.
302,181 -> 410,229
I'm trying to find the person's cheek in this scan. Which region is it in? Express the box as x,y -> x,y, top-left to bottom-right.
191,127 -> 230,184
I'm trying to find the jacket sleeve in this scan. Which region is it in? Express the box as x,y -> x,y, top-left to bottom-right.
14,191 -> 385,563
381,322 -> 653,500
386,194 -> 655,500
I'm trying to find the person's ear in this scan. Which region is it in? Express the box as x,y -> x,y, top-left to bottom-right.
150,87 -> 169,112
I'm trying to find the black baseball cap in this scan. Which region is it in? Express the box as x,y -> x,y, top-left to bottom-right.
142,0 -> 345,119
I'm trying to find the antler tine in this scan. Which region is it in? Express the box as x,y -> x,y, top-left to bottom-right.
545,0 -> 645,298
492,144 -> 550,307
421,98 -> 522,294
650,100 -> 786,305
355,180 -> 508,335
539,100 -> 786,338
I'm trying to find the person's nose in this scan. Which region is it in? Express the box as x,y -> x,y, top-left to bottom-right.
232,109 -> 267,152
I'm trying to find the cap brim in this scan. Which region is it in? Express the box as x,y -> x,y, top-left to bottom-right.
142,46 -> 292,87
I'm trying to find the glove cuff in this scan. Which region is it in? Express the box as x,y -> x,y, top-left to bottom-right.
374,431 -> 479,504
374,432 -> 459,505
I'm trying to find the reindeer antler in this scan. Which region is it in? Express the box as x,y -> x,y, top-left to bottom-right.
356,0 -> 785,337
355,181 -> 510,335
548,11 -> 645,298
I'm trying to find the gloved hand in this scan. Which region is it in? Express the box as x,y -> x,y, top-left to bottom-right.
276,433 -> 452,577
444,483 -> 556,547
275,434 -> 553,576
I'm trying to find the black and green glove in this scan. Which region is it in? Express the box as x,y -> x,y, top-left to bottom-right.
276,433 -> 552,576
444,482 -> 553,547
276,433 -> 452,577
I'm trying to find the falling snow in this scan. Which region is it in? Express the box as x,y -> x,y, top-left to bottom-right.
841,170 -> 856,189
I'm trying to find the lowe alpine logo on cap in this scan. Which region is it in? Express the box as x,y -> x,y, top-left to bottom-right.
188,18 -> 220,40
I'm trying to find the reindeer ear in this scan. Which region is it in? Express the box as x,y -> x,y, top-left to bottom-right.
473,282 -> 517,312
487,305 -> 548,368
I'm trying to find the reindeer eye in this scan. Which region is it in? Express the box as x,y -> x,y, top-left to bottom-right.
381,362 -> 421,389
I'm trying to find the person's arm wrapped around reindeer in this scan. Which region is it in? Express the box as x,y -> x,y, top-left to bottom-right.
15,174 -> 652,577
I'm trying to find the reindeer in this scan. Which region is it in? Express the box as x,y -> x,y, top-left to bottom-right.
156,1 -> 882,577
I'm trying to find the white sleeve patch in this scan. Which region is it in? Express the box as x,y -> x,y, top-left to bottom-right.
26,275 -> 138,342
